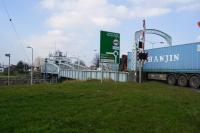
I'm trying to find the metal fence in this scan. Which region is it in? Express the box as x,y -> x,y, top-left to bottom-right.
41,62 -> 129,82
59,70 -> 128,82
0,78 -> 46,86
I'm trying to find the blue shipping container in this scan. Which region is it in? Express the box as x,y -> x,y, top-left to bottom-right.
144,42 -> 200,73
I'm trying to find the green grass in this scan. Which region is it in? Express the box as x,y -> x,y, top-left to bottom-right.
0,81 -> 200,133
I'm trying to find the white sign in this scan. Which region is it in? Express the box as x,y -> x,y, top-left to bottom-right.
147,54 -> 180,63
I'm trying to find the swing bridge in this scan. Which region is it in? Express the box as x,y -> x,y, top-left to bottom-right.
41,51 -> 129,82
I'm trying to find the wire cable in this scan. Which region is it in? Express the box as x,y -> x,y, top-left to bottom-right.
1,0 -> 31,63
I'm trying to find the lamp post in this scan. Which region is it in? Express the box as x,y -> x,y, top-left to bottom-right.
44,58 -> 47,80
27,46 -> 33,85
5,53 -> 10,86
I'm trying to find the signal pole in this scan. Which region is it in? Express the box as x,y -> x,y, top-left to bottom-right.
143,20 -> 146,50
139,20 -> 146,83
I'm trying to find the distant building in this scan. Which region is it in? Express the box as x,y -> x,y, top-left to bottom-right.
3,65 -> 17,73
119,55 -> 127,71
0,66 -> 4,73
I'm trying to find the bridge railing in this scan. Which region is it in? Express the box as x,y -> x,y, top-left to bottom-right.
41,62 -> 59,74
59,69 -> 128,82
41,62 -> 129,82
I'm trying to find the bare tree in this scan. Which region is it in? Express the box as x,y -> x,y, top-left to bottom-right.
16,61 -> 30,73
74,60 -> 86,67
34,56 -> 43,67
92,53 -> 99,68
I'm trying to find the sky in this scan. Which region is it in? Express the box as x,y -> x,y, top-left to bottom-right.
0,0 -> 200,66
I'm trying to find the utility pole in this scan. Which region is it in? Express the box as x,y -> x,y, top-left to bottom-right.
27,46 -> 33,85
5,53 -> 10,86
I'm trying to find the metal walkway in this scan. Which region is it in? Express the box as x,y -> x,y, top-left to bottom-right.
40,50 -> 129,82
59,69 -> 128,82
41,62 -> 129,82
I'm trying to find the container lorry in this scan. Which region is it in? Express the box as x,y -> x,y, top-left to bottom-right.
143,42 -> 200,88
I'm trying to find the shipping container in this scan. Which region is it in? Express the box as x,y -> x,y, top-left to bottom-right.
143,42 -> 200,88
144,42 -> 200,73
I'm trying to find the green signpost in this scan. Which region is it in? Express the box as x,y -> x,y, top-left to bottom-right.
100,31 -> 120,64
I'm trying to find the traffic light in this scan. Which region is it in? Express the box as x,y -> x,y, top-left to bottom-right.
138,53 -> 142,60
137,52 -> 148,61
138,41 -> 143,49
136,51 -> 139,60
144,52 -> 148,60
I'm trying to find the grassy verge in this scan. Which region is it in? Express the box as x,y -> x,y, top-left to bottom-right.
0,81 -> 200,133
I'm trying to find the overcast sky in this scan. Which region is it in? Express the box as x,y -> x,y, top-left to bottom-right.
0,0 -> 200,66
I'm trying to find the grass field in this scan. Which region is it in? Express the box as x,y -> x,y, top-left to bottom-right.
0,81 -> 200,133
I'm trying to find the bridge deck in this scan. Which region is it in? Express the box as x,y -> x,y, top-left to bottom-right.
60,69 -> 128,82
41,62 -> 129,82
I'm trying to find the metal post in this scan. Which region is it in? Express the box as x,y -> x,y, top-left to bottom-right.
115,71 -> 117,82
143,19 -> 146,50
58,60 -> 60,78
8,55 -> 10,86
101,62 -> 103,84
78,56 -> 80,79
45,58 -> 47,81
139,61 -> 142,83
31,48 -> 33,85
27,46 -> 33,85
5,53 -> 10,86
115,64 -> 117,82
139,20 -> 146,84
44,61 -> 47,81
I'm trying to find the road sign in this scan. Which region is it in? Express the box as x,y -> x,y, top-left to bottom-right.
100,31 -> 120,64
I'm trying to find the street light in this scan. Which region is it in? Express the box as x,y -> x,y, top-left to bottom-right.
27,46 -> 33,85
5,53 -> 10,86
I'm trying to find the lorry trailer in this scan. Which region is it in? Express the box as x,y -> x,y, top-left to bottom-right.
143,42 -> 200,88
